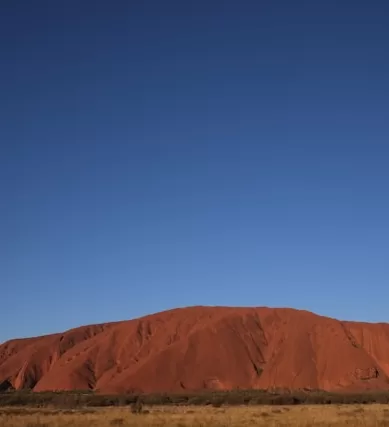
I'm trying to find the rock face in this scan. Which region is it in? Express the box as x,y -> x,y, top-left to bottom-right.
1,306 -> 389,393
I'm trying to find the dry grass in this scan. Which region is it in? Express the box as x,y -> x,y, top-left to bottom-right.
1,404 -> 389,426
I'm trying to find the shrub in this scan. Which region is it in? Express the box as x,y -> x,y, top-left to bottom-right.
3,388 -> 389,408
130,398 -> 143,414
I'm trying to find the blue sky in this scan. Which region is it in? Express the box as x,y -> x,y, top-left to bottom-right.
1,0 -> 388,342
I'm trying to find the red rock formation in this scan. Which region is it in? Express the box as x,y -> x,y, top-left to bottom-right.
1,306 -> 389,393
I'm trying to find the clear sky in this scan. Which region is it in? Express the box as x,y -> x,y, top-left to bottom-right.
1,1 -> 388,342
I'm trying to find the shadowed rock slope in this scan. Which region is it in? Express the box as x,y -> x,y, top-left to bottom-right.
1,306 -> 389,393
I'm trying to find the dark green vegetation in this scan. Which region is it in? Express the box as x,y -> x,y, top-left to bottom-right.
2,389 -> 389,408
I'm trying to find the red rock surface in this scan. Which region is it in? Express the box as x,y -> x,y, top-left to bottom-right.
1,306 -> 389,393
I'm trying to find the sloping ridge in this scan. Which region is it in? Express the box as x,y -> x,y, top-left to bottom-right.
1,306 -> 389,393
